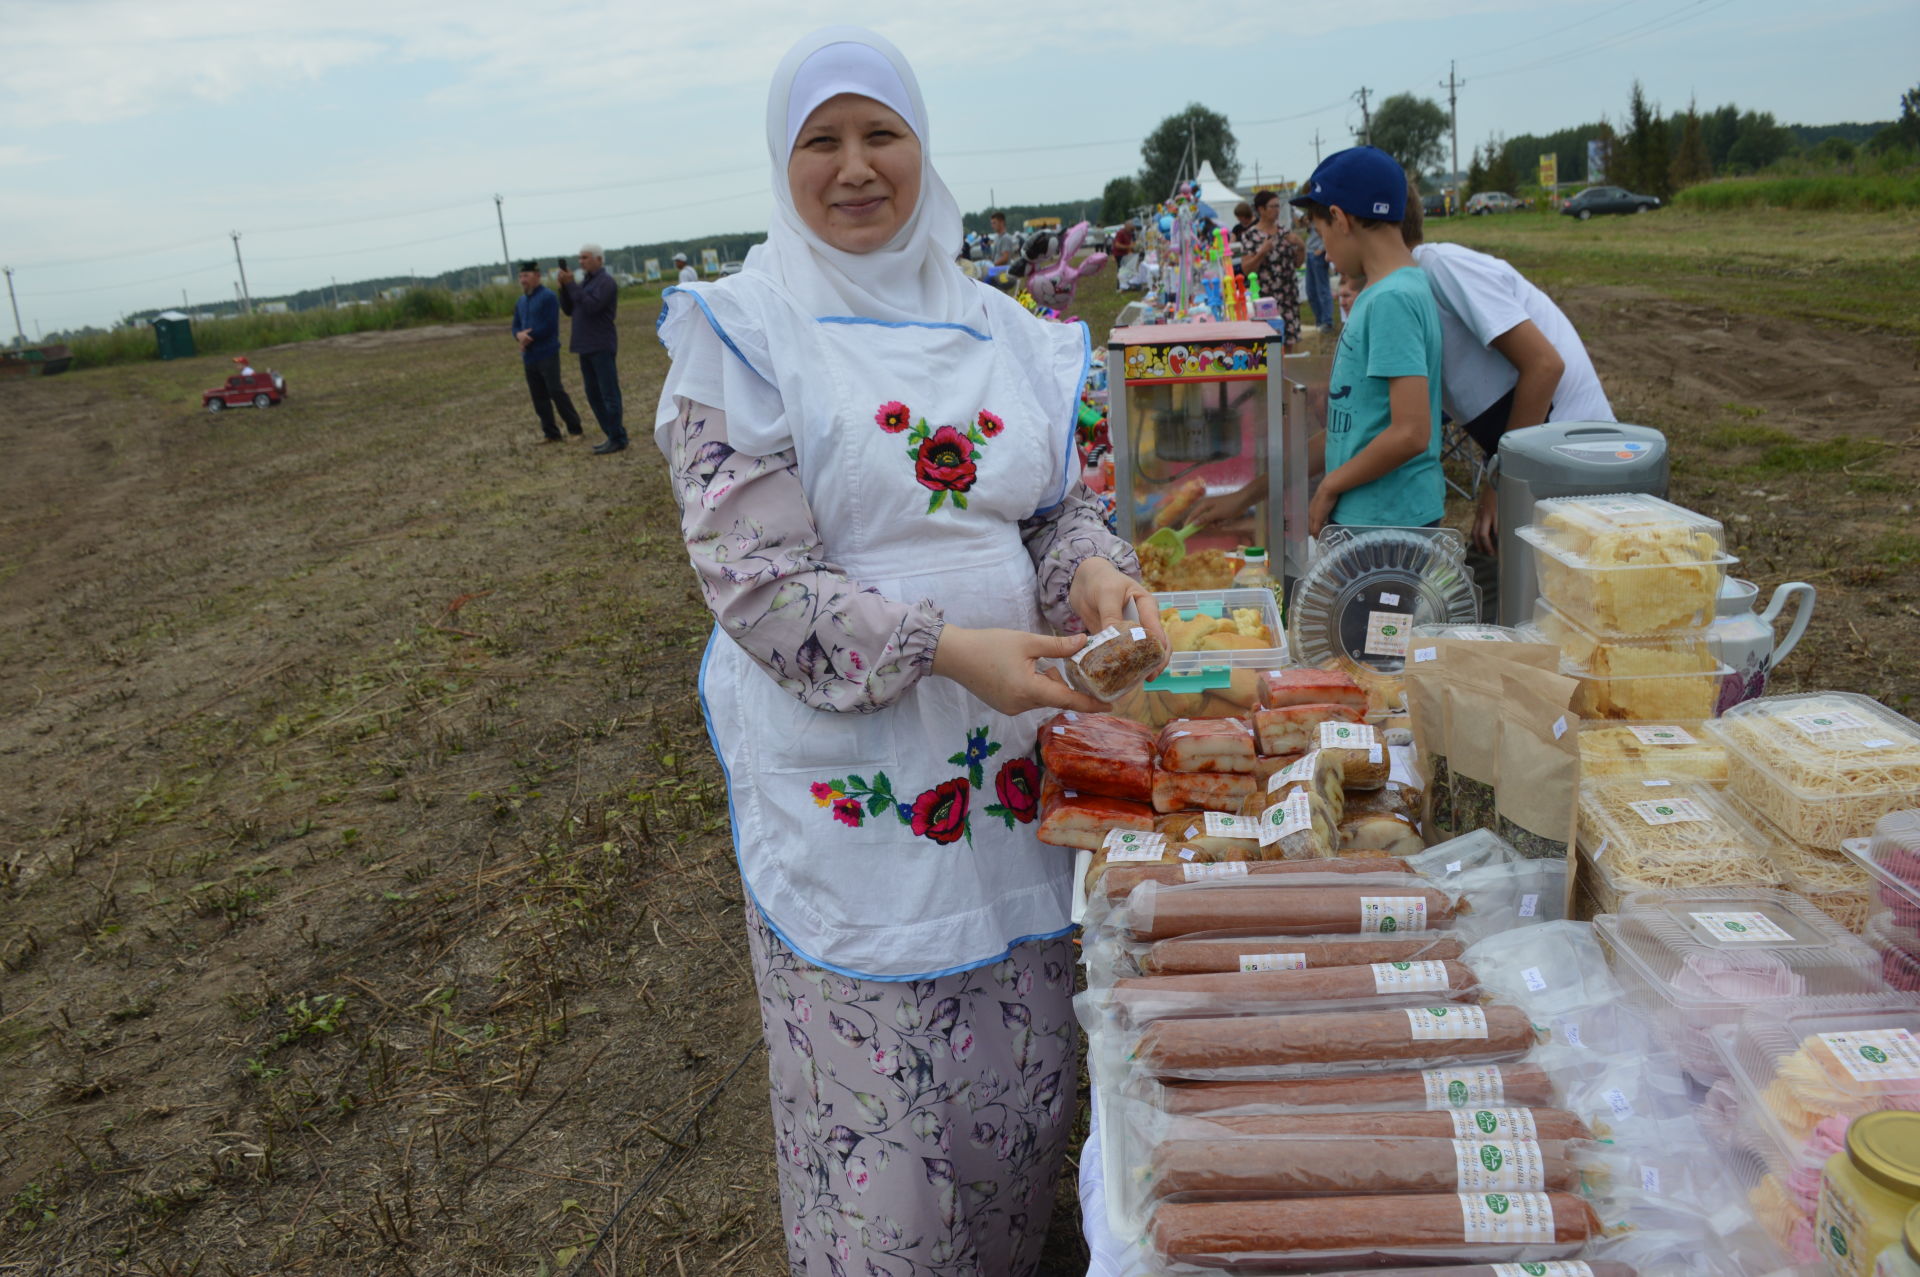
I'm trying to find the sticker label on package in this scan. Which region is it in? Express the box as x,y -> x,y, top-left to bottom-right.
1785,709 -> 1871,736
1182,861 -> 1250,881
1258,792 -> 1315,847
1519,894 -> 1540,918
1362,896 -> 1430,933
1453,1140 -> 1548,1192
1492,1264 -> 1593,1277
1817,1028 -> 1920,1082
1238,951 -> 1308,972
1629,724 -> 1699,745
1268,751 -> 1321,793
1365,611 -> 1415,657
1628,797 -> 1712,826
1072,626 -> 1121,665
1103,830 -> 1166,861
1603,1088 -> 1634,1118
1458,1192 -> 1558,1244
1406,1006 -> 1490,1041
1450,1108 -> 1541,1140
1423,1065 -> 1507,1109
1320,721 -> 1379,750
1455,628 -> 1516,643
1414,646 -> 1439,663
1689,911 -> 1796,943
1371,961 -> 1451,994
1522,966 -> 1549,992
1202,812 -> 1260,841
1129,626 -> 1147,642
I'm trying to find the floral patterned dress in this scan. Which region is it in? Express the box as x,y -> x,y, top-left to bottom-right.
1242,222 -> 1304,345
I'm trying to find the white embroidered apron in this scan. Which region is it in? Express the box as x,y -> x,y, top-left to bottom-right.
700,294 -> 1086,979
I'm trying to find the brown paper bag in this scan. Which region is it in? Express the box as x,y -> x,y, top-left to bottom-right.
1440,638 -> 1562,835
1403,643 -> 1451,836
1494,668 -> 1581,863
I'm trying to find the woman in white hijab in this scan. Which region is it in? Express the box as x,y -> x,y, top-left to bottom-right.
654,26 -> 1158,1273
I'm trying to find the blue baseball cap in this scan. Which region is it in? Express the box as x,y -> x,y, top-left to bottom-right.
1289,146 -> 1407,222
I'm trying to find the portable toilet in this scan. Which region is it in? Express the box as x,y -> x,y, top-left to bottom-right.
151,311 -> 196,361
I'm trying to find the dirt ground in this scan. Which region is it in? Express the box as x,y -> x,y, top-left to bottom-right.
2,246 -> 1917,1276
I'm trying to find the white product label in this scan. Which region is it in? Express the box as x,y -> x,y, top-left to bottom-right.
1863,738 -> 1897,749
1365,610 -> 1415,657
1458,1192 -> 1558,1244
1268,750 -> 1320,793
1453,1140 -> 1548,1192
1370,742 -> 1385,765
1414,646 -> 1439,663
1522,966 -> 1549,993
1063,711 -> 1079,721
1320,721 -> 1379,750
1640,1165 -> 1662,1193
1817,1028 -> 1920,1082
1406,1006 -> 1490,1041
1629,724 -> 1698,745
1238,950 -> 1308,972
1129,626 -> 1147,642
1071,626 -> 1121,665
1603,1088 -> 1634,1118
1446,860 -> 1464,875
1552,715 -> 1569,740
1628,797 -> 1711,826
1556,1018 -> 1583,1047
1103,830 -> 1166,860
1362,895 -> 1430,933
1372,961 -> 1452,994
1519,894 -> 1540,918
1182,861 -> 1250,881
1258,792 -> 1315,847
1689,910 -> 1796,943
1379,592 -> 1401,606
1642,779 -> 1672,787
1450,1108 -> 1541,1141
1177,847 -> 1198,860
1064,789 -> 1078,798
1583,496 -> 1648,516
1492,1265 -> 1592,1277
1202,812 -> 1260,841
1423,1065 -> 1508,1109
1785,709 -> 1871,736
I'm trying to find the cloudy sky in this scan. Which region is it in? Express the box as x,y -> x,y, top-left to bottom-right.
3,0 -> 1912,335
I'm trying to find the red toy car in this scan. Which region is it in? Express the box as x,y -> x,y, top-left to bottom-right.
203,357 -> 287,412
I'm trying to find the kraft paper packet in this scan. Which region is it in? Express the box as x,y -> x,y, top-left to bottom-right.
1439,637 -> 1562,836
1494,667 -> 1581,865
1403,642 -> 1453,838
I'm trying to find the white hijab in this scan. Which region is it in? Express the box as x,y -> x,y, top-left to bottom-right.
746,27 -> 983,327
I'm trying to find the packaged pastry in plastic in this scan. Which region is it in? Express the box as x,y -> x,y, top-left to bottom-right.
1524,597 -> 1728,720
1516,492 -> 1734,634
1579,720 -> 1728,785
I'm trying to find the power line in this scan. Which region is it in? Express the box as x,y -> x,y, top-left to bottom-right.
1467,0 -> 1648,60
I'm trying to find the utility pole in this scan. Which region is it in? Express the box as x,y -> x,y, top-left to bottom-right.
181,289 -> 189,313
331,276 -> 340,309
1354,88 -> 1372,146
230,231 -> 252,314
3,266 -> 25,352
1440,61 -> 1466,213
1311,130 -> 1325,164
494,194 -> 511,274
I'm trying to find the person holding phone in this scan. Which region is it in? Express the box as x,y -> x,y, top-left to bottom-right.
556,244 -> 627,454
511,261 -> 583,442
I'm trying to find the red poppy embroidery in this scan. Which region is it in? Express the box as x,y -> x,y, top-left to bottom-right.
910,779 -> 971,845
875,401 -> 911,433
878,404 -> 1000,514
988,757 -> 1040,827
977,409 -> 1004,438
812,727 -> 1011,845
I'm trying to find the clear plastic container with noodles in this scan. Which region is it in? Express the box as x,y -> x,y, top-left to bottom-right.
1576,777 -> 1787,915
1578,719 -> 1729,785
1515,492 -> 1736,635
1522,596 -> 1730,721
1593,887 -> 1884,1082
1707,693 -> 1920,851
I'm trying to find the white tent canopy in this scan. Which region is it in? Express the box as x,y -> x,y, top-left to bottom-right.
1191,161 -> 1244,217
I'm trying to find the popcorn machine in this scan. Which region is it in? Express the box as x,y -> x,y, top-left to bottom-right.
1106,321 -> 1310,589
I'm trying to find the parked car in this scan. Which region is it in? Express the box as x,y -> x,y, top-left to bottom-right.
1422,190 -> 1450,217
719,261 -> 745,275
1466,191 -> 1526,215
203,367 -> 286,412
1561,185 -> 1661,219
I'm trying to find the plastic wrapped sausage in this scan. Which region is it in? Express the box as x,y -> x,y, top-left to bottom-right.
1201,1107 -> 1593,1141
1097,855 -> 1411,903
1114,958 -> 1480,1003
1152,766 -> 1256,814
1156,1063 -> 1559,1115
1260,668 -> 1369,712
1141,929 -> 1455,974
1310,1266 -> 1633,1277
1253,702 -> 1366,755
1133,1003 -> 1540,1079
1149,1191 -> 1601,1264
1146,1135 -> 1585,1199
1157,718 -> 1257,774
1124,880 -> 1459,941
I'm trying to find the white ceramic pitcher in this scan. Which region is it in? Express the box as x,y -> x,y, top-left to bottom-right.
1714,577 -> 1816,712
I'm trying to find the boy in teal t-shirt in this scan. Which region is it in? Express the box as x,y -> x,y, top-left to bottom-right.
1289,148 -> 1445,531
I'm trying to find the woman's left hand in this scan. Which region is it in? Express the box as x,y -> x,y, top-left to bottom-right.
1068,557 -> 1168,670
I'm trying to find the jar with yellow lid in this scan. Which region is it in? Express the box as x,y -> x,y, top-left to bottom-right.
1819,1111 -> 1920,1277
1873,1203 -> 1920,1277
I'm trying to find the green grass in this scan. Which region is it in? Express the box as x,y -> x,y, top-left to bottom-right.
1704,422 -> 1794,450
1874,530 -> 1920,566
1747,437 -> 1886,474
1427,206 -> 1920,334
1674,174 -> 1920,212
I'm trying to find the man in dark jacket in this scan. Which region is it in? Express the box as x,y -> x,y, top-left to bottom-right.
512,262 -> 583,442
557,242 -> 627,454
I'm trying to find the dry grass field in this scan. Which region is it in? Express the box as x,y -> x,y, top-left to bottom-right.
1,207 -> 1916,1275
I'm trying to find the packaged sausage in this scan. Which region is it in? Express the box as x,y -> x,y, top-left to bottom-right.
1156,717 -> 1257,774
1144,1132 -> 1591,1199
1198,1106 -> 1594,1141
1121,878 -> 1461,942
1062,619 -> 1167,702
1152,766 -> 1256,814
1104,958 -> 1484,1026
1154,1062 -> 1561,1116
1253,701 -> 1365,755
1148,1189 -> 1601,1266
1141,930 -> 1460,976
1130,1002 -> 1543,1080
1039,711 -> 1155,803
1310,1264 -> 1634,1277
1092,854 -> 1413,904
1260,666 -> 1369,712
1035,787 -> 1157,851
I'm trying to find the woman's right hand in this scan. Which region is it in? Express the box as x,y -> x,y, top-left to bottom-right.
930,626 -> 1110,716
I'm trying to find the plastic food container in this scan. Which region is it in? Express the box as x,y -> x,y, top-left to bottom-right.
1521,596 -> 1728,720
1867,914 -> 1920,993
1707,693 -> 1920,850
1108,589 -> 1285,727
1716,997 -> 1920,1153
1516,492 -> 1736,635
1842,811 -> 1920,928
1757,824 -> 1874,934
1576,777 -> 1786,916
1595,887 -> 1884,1081
1578,719 -> 1728,784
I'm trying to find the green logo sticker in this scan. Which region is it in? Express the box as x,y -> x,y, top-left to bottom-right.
1393,962 -> 1411,970
1655,805 -> 1675,816
1523,1266 -> 1548,1276
1476,1111 -> 1499,1134
1723,920 -> 1748,933
1448,1080 -> 1469,1105
1480,1145 -> 1504,1172
1831,1225 -> 1849,1257
1486,1193 -> 1511,1214
1381,624 -> 1399,636
1380,917 -> 1398,932
1428,1007 -> 1448,1017
1862,1045 -> 1890,1064
1814,717 -> 1835,727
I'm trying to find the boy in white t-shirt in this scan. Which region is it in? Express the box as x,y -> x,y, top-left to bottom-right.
1401,189 -> 1613,554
